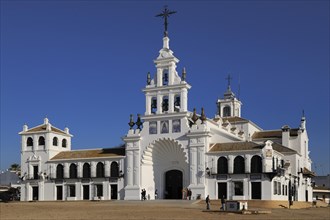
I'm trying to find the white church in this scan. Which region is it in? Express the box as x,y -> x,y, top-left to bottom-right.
19,10 -> 314,202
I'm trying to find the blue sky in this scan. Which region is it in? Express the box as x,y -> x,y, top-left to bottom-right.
1,1 -> 329,175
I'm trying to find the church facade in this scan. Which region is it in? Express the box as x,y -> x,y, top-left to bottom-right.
19,19 -> 314,202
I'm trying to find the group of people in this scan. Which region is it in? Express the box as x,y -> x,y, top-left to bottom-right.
182,188 -> 192,200
141,189 -> 147,201
206,195 -> 226,211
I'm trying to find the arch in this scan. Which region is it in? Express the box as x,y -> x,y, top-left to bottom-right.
251,155 -> 262,173
162,69 -> 169,85
233,156 -> 245,174
27,137 -> 33,146
69,163 -> 77,178
53,137 -> 58,146
217,156 -> 228,174
174,95 -> 180,112
62,139 -> 67,148
38,136 -> 45,145
151,97 -> 157,114
110,162 -> 119,177
82,163 -> 91,178
96,162 -> 104,178
56,164 -> 64,179
223,106 -> 231,117
162,96 -> 169,112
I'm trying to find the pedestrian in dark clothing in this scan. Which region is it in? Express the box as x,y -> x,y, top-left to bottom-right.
206,195 -> 210,210
221,195 -> 225,210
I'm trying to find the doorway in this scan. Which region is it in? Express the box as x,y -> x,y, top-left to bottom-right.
165,170 -> 183,199
111,184 -> 118,200
56,186 -> 63,200
251,182 -> 261,199
32,186 -> 38,201
83,185 -> 89,200
217,182 -> 227,199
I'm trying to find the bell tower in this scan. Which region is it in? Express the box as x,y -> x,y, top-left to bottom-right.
217,74 -> 242,118
143,7 -> 191,116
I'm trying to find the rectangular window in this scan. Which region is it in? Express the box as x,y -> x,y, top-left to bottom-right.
33,166 -> 39,179
273,181 -> 277,195
149,121 -> 157,134
68,185 -> 76,197
96,184 -> 103,197
160,121 -> 169,134
234,182 -> 243,196
172,120 -> 181,133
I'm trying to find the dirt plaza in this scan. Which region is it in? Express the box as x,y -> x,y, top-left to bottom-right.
0,200 -> 329,220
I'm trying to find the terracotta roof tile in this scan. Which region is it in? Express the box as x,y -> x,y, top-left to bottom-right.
252,130 -> 282,139
209,141 -> 296,154
50,147 -> 125,160
25,124 -> 67,135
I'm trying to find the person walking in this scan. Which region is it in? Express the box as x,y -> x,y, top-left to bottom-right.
220,195 -> 225,210
206,195 -> 210,210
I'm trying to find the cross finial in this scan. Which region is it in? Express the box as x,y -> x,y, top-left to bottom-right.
225,74 -> 233,90
156,6 -> 177,37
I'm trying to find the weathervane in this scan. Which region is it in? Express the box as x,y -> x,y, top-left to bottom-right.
156,6 -> 177,37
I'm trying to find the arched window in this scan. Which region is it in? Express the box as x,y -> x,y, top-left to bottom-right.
162,69 -> 169,85
234,156 -> 245,174
151,97 -> 157,114
27,137 -> 33,146
53,137 -> 58,146
96,162 -> 104,178
38,136 -> 45,145
110,162 -> 119,177
69,163 -> 77,178
83,163 -> 91,178
56,164 -> 64,179
62,139 -> 67,148
251,155 -> 262,173
223,106 -> 231,117
174,95 -> 180,112
217,157 -> 228,174
162,96 -> 169,112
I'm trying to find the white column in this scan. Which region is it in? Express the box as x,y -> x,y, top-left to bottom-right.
157,68 -> 162,86
168,64 -> 174,85
145,95 -> 151,115
91,162 -> 96,178
133,151 -> 140,186
33,134 -> 38,151
105,161 -> 110,177
181,88 -> 188,112
228,155 -> 234,174
64,163 -> 69,178
157,94 -> 163,114
190,148 -> 197,185
126,151 -> 133,186
245,155 -> 251,173
168,92 -> 174,113
77,162 -> 82,178
197,147 -> 205,185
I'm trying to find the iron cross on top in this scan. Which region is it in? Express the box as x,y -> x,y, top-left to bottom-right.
156,6 -> 177,37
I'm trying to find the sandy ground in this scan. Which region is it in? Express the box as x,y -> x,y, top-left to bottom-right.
1,200 -> 329,220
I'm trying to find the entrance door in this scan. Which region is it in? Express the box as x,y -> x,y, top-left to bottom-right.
111,184 -> 118,200
83,185 -> 89,200
217,182 -> 227,199
32,186 -> 38,201
56,186 -> 63,200
251,182 -> 261,199
165,170 -> 182,199
305,190 -> 308,202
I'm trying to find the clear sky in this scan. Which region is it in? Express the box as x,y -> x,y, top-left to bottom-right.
1,1 -> 329,175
